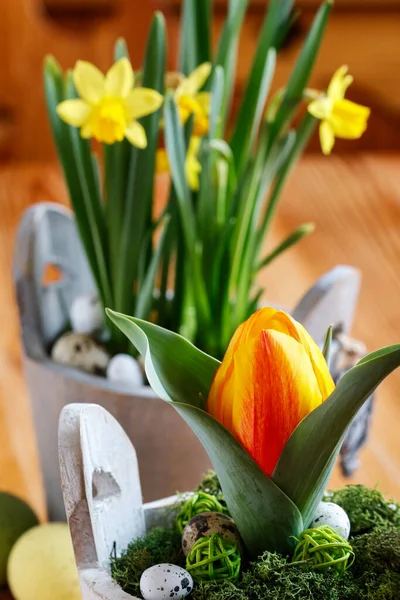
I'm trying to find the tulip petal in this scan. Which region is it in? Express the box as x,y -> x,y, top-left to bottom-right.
125,121 -> 147,148
73,60 -> 105,104
207,307 -> 277,426
105,57 -> 134,98
56,99 -> 91,127
207,307 -> 335,477
125,88 -> 163,120
272,311 -> 335,400
231,330 -> 324,476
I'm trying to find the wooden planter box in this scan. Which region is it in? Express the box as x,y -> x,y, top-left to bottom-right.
14,203 -> 363,522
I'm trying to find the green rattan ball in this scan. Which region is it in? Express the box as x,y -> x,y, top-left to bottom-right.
292,525 -> 355,575
176,493 -> 229,533
185,532 -> 241,582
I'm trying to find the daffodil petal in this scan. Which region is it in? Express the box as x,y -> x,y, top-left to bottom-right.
195,92 -> 211,115
319,120 -> 335,155
105,58 -> 134,98
125,121 -> 147,148
73,60 -> 105,105
56,99 -> 91,127
331,99 -> 371,139
176,62 -> 212,98
327,65 -> 353,101
186,157 -> 201,191
231,329 -> 323,477
80,121 -> 92,139
308,97 -> 332,120
156,148 -> 170,174
125,88 -> 163,120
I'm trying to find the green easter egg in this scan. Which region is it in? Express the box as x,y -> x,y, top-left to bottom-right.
0,492 -> 38,585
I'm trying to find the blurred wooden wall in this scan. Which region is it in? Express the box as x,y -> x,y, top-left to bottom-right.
1,0 -> 400,160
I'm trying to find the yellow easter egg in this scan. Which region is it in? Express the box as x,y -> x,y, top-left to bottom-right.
7,523 -> 81,600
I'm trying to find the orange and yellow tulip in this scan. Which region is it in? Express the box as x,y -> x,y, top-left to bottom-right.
207,307 -> 335,477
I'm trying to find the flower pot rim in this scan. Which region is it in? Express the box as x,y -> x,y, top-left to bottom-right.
23,351 -> 157,398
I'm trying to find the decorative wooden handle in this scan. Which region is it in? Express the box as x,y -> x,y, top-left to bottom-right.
58,404 -> 146,571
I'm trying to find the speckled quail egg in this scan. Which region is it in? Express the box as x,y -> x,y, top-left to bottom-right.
311,501 -> 351,540
182,511 -> 240,556
69,293 -> 104,334
51,332 -> 110,375
106,354 -> 143,386
140,563 -> 193,600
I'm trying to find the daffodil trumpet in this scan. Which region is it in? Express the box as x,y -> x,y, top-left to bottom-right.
107,305 -> 400,557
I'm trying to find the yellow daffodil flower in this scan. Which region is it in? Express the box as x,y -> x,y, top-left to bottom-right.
156,137 -> 202,191
56,58 -> 163,147
307,65 -> 370,155
174,63 -> 212,137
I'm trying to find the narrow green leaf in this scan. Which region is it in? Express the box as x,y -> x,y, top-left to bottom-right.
114,37 -> 130,61
107,309 -> 303,556
229,123 -> 269,303
214,0 -> 249,136
65,75 -> 113,309
195,0 -> 212,65
209,66 -> 225,138
322,325 -> 333,368
229,2 -> 281,177
106,310 -> 219,408
258,113 -> 317,245
273,344 -> 400,526
135,217 -> 171,320
179,0 -> 198,74
257,222 -> 315,271
115,13 -> 166,314
271,0 -> 332,137
179,0 -> 212,73
164,94 -> 211,326
43,57 -> 103,297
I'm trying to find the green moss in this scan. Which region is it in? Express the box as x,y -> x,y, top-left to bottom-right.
325,485 -> 400,535
191,551 -> 360,600
351,529 -> 400,576
363,570 -> 400,600
195,470 -> 222,497
111,483 -> 400,599
110,526 -> 184,598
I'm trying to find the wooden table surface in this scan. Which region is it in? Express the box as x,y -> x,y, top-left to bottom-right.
1,155 -> 400,596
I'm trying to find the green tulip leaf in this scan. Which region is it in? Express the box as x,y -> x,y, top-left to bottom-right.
106,310 -> 219,409
107,309 -> 303,556
174,403 -> 303,556
273,344 -> 400,527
